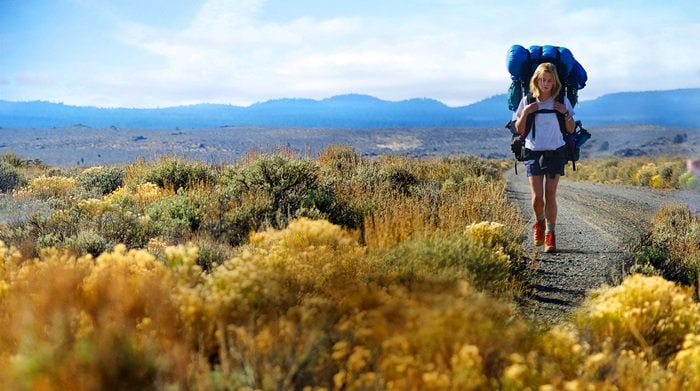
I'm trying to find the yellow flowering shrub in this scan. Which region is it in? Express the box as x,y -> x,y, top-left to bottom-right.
464,221 -> 506,248
569,157 -> 685,189
106,182 -> 166,210
162,219 -> 533,390
164,218 -> 372,385
0,241 -> 22,299
134,182 -> 167,206
574,274 -> 700,362
6,152 -> 700,389
0,240 -> 22,265
17,175 -> 77,199
77,197 -> 111,217
500,325 -> 589,389
4,226 -> 700,389
82,244 -> 174,320
635,162 -> 658,187
670,333 -> 700,389
0,245 -> 188,390
186,218 -> 367,329
579,348 -> 673,390
464,220 -> 516,265
649,174 -> 665,188
80,166 -> 104,175
248,217 -> 366,292
331,282 -> 526,390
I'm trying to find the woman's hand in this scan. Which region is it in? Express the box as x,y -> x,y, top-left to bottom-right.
524,101 -> 539,115
553,101 -> 567,114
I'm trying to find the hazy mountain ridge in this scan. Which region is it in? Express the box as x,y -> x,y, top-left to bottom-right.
574,88 -> 700,127
0,89 -> 697,129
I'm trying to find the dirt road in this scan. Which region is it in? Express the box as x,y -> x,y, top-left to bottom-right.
505,167 -> 700,325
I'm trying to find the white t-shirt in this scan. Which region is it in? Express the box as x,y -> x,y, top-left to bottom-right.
513,96 -> 574,151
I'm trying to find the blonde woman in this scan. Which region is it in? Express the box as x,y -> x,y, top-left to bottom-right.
513,62 -> 575,252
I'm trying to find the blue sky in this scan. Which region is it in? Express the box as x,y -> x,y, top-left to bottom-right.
1,0 -> 699,108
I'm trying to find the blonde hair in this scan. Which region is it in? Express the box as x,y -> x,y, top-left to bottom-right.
529,62 -> 562,99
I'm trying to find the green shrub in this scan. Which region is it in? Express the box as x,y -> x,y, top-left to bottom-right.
379,165 -> 417,195
641,203 -> 700,286
142,157 -> 215,190
349,163 -> 382,193
659,162 -> 675,182
217,196 -> 273,246
146,190 -> 202,240
230,154 -> 329,228
632,238 -> 667,276
101,202 -> 157,248
68,231 -> 109,257
36,232 -> 63,251
192,237 -> 232,272
77,166 -> 125,195
377,232 -> 514,297
679,171 -> 700,189
0,162 -> 25,193
1,152 -> 27,168
41,209 -> 81,243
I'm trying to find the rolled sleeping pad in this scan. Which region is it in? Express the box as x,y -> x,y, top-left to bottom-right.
506,44 -> 529,80
528,45 -> 576,81
506,44 -> 588,111
568,61 -> 587,89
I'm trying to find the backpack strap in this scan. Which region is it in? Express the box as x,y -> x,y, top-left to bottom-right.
524,93 -> 567,141
524,93 -> 536,139
552,93 -> 577,171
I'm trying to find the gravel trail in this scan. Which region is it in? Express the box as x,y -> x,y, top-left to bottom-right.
504,168 -> 700,325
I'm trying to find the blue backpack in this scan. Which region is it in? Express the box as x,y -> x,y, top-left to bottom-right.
505,45 -> 591,173
506,44 -> 587,110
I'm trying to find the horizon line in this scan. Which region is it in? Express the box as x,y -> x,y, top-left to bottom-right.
1,87 -> 698,110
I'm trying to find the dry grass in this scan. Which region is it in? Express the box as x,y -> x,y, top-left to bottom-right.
567,156 -> 692,189
1,149 -> 700,389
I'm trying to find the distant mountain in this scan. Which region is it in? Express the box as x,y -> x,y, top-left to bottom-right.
575,88 -> 699,127
0,89 -> 697,129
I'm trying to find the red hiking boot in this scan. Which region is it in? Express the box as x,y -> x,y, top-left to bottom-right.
533,220 -> 545,246
544,231 -> 556,253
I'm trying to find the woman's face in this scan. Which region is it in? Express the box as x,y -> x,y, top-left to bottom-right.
537,71 -> 554,95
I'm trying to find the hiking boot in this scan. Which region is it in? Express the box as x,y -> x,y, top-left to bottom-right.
544,231 -> 556,253
533,220 -> 545,246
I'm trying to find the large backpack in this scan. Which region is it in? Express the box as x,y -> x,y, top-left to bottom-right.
504,44 -> 590,173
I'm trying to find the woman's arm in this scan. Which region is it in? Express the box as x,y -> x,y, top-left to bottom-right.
554,101 -> 575,133
563,111 -> 575,133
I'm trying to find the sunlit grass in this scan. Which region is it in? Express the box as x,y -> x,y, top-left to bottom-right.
1,149 -> 700,389
567,156 -> 694,189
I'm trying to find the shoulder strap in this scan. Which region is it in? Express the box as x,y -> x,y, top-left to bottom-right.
524,93 -> 536,139
525,93 -> 567,140
554,93 -> 566,136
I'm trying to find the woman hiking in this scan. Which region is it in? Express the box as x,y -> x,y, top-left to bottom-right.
512,62 -> 576,253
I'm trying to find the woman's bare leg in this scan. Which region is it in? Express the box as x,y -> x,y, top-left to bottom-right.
529,175 -> 545,217
544,174 -> 560,225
